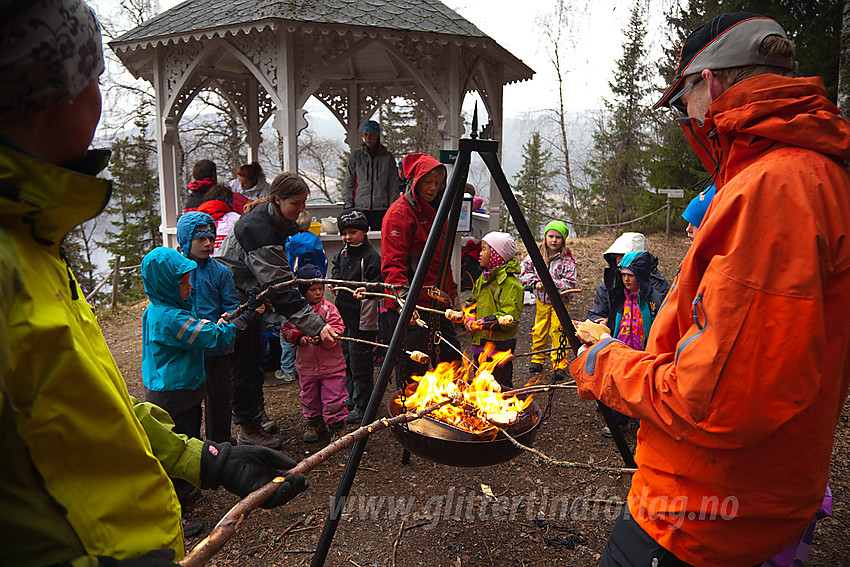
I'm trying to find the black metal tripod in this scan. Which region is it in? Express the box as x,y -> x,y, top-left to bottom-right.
310,123 -> 636,567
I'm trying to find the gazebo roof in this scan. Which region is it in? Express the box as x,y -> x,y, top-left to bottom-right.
114,0 -> 487,44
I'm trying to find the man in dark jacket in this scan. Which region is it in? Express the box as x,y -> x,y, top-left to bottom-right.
342,120 -> 397,230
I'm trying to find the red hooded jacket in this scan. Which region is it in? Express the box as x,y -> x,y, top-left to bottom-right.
380,153 -> 456,308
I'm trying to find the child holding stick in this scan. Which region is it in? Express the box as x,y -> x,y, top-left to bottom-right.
463,232 -> 523,389
330,210 -> 382,424
282,264 -> 348,443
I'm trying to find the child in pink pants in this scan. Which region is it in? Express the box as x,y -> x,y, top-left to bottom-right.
282,264 -> 348,443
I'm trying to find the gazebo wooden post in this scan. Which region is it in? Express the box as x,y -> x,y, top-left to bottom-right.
274,29 -> 299,171
246,76 -> 261,163
153,52 -> 181,248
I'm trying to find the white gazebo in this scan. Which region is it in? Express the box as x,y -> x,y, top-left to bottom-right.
110,0 -> 533,246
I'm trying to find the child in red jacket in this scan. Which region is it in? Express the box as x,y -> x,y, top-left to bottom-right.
282,264 -> 348,443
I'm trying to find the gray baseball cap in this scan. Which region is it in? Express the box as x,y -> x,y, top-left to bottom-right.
654,13 -> 795,110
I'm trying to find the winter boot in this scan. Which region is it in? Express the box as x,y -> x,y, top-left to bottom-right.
328,420 -> 346,443
257,408 -> 279,434
237,417 -> 283,449
302,418 -> 326,443
181,515 -> 203,538
345,406 -> 364,424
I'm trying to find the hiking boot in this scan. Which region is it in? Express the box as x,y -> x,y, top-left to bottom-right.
552,368 -> 568,383
237,418 -> 283,449
328,420 -> 346,443
181,515 -> 203,538
258,409 -> 279,434
302,418 -> 326,443
274,369 -> 298,383
528,362 -> 544,374
345,406 -> 364,425
182,487 -> 202,508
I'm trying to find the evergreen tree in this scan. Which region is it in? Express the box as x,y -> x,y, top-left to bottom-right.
100,116 -> 161,304
512,131 -> 556,238
62,219 -> 100,302
377,97 -> 439,159
585,2 -> 657,230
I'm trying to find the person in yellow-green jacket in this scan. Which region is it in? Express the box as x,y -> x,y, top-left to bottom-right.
462,232 -> 523,389
0,1 -> 307,565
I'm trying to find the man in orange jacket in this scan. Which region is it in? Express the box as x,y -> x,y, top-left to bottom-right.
570,13 -> 850,567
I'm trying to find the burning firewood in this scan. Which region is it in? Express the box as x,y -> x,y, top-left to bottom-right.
179,395 -> 462,567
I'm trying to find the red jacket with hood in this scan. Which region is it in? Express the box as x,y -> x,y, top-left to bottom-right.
570,75 -> 850,566
380,153 -> 456,308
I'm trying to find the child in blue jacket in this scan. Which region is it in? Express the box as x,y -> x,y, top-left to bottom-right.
177,211 -> 241,444
141,246 -> 261,533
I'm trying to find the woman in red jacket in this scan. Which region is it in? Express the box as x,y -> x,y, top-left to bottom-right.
380,153 -> 461,391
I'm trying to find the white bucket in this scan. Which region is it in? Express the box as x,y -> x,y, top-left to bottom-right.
321,217 -> 338,234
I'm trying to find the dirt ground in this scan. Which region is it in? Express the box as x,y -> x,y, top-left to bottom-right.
101,233 -> 850,566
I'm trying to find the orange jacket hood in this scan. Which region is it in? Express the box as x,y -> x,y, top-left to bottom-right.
681,75 -> 850,188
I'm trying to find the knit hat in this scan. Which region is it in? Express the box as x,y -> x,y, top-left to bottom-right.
472,196 -> 484,210
0,0 -> 105,122
296,263 -> 323,295
482,232 -> 516,269
654,13 -> 795,110
363,120 -> 381,135
543,220 -> 569,240
682,185 -> 717,227
337,209 -> 369,233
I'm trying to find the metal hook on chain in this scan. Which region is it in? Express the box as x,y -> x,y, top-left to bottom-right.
433,330 -> 478,370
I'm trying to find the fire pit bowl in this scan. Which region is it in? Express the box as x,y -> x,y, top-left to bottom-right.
388,397 -> 543,467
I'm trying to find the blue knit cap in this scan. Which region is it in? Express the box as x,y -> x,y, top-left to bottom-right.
296,263 -> 323,295
682,185 -> 716,227
363,120 -> 381,135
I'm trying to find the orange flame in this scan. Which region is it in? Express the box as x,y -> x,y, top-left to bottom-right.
396,342 -> 533,434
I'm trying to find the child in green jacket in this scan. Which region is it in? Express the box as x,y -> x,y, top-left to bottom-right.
463,232 -> 523,389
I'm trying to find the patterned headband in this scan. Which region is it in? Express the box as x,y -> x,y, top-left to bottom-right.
0,0 -> 104,122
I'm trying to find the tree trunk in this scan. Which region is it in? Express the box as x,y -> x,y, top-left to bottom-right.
839,0 -> 850,117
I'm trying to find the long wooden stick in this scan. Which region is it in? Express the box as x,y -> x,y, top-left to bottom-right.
226,279 -> 407,321
510,346 -> 565,358
337,336 -> 430,364
497,427 -> 636,474
501,384 -> 578,397
179,397 -> 459,567
335,287 -> 462,321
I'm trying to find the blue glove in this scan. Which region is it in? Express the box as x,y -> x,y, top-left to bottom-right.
199,441 -> 308,509
96,549 -> 177,566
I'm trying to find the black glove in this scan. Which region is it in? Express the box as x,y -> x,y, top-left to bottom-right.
199,441 -> 308,509
233,287 -> 264,331
480,314 -> 499,331
97,549 -> 177,566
